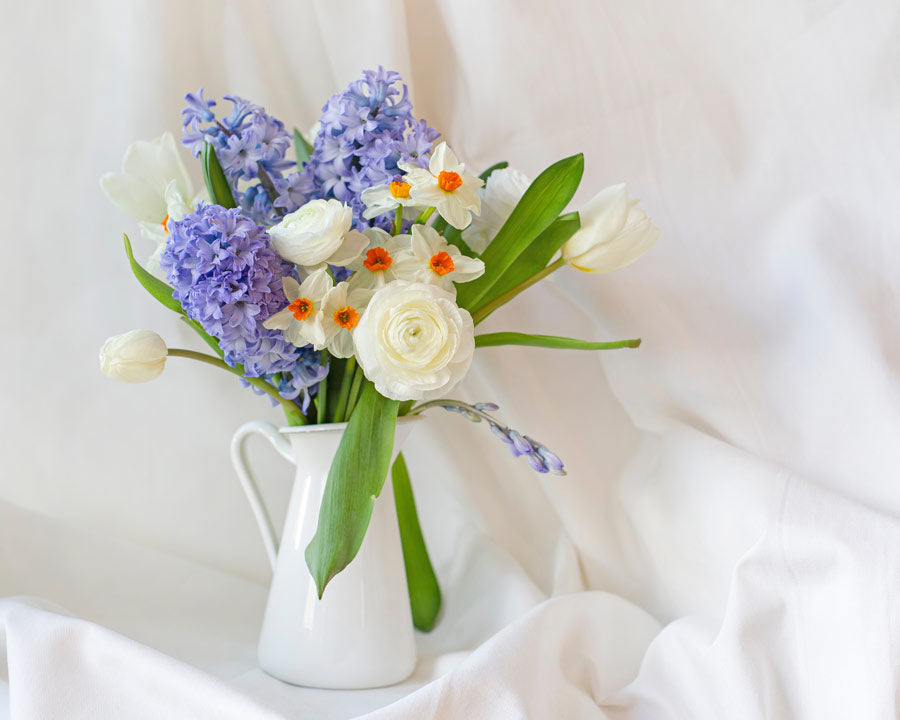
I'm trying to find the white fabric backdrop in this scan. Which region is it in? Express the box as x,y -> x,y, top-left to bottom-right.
2,0 -> 900,717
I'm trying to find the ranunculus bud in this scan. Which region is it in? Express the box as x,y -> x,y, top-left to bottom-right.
99,330 -> 167,383
353,282 -> 474,401
561,183 -> 659,273
269,198 -> 368,268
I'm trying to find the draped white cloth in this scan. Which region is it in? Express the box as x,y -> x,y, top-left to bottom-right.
3,0 -> 900,717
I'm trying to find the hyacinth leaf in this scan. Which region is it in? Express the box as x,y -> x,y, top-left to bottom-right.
123,234 -> 182,314
475,212 -> 580,312
456,153 -> 584,312
305,382 -> 400,598
202,142 -> 237,209
392,453 -> 441,631
474,332 -> 641,351
293,128 -> 313,167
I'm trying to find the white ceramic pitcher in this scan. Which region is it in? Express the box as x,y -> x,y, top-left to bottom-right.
230,416 -> 422,688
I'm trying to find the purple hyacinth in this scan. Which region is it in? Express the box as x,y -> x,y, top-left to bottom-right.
413,400 -> 566,475
181,91 -> 297,227
302,67 -> 441,231
159,204 -> 326,412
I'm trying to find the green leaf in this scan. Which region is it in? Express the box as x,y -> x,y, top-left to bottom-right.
479,160 -> 509,182
393,453 -> 441,631
123,234 -> 182,313
456,154 -> 584,312
305,382 -> 400,598
293,128 -> 313,167
202,142 -> 236,209
473,212 -> 580,317
474,332 -> 641,351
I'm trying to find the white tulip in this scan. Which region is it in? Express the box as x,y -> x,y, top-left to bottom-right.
354,282 -> 475,402
462,168 -> 531,254
561,184 -> 659,273
99,330 -> 168,383
269,199 -> 368,268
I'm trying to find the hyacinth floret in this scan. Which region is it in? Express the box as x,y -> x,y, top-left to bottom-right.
181,91 -> 297,227
159,203 -> 326,411
302,67 -> 441,230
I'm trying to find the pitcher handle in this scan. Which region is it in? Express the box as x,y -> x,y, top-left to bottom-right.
230,420 -> 295,571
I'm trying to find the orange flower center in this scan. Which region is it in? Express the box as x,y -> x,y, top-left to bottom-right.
437,170 -> 463,192
162,214 -> 170,232
289,297 -> 313,321
333,305 -> 360,330
389,180 -> 411,198
429,251 -> 455,276
363,246 -> 393,272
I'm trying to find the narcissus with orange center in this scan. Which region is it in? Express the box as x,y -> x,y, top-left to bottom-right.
289,297 -> 313,321
437,171 -> 462,192
363,246 -> 393,271
333,306 -> 360,330
389,180 -> 411,198
429,251 -> 455,276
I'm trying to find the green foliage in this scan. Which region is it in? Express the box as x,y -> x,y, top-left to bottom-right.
202,143 -> 237,208
474,332 -> 641,351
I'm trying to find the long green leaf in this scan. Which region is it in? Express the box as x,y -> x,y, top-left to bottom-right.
123,234 -> 182,313
293,128 -> 313,167
305,382 -> 400,598
474,332 -> 641,351
456,154 -> 584,312
472,212 -> 580,319
393,453 -> 441,631
202,142 -> 236,208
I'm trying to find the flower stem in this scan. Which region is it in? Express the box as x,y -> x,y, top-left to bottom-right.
332,356 -> 357,423
415,207 -> 435,225
314,349 -> 330,422
344,363 -> 366,419
471,257 -> 566,325
167,348 -> 305,424
393,206 -> 403,235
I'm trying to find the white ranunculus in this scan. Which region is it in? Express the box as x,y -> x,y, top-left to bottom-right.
99,330 -> 167,383
561,183 -> 659,273
269,199 -> 368,268
462,167 -> 531,254
354,282 -> 475,402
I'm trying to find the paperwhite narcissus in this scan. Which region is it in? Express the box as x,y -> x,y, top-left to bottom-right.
346,228 -> 411,291
318,283 -> 373,358
353,281 -> 475,402
561,183 -> 659,273
262,269 -> 333,348
399,142 -> 483,230
99,330 -> 167,383
391,225 -> 485,295
361,179 -> 417,220
269,199 -> 368,269
461,167 -> 531,254
100,132 -> 205,276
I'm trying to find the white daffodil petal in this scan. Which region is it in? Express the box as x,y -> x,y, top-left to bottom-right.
327,229 -> 369,267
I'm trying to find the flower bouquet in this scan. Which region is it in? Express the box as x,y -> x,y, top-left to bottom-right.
100,68 -> 658,646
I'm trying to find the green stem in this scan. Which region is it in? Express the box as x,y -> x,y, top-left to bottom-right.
414,207 -> 435,225
344,363 -> 366,419
332,356 -> 357,423
393,206 -> 403,235
314,350 -> 330,422
167,348 -> 305,424
471,257 -> 565,324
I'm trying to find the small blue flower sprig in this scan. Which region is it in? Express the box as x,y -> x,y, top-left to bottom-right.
409,400 -> 566,475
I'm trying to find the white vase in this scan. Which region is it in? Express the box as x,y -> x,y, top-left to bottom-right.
230,416 -> 422,689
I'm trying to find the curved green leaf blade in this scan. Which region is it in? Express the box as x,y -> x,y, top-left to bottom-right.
293,128 -> 313,167
202,142 -> 236,208
123,234 -> 182,313
393,452 -> 441,631
472,212 -> 580,322
305,382 -> 400,598
474,332 -> 641,351
456,154 -> 584,312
